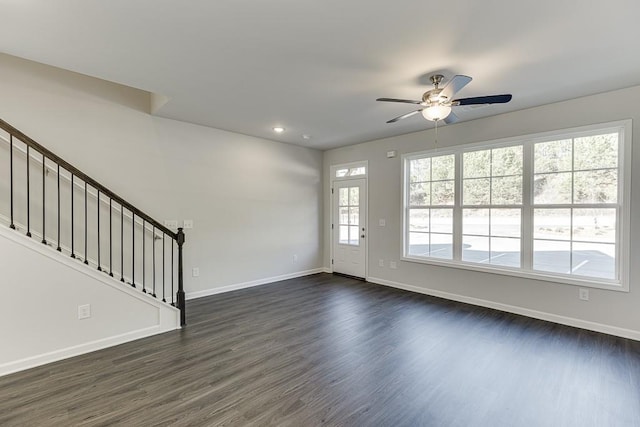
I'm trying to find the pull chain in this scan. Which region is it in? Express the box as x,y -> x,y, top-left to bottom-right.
434,119 -> 439,152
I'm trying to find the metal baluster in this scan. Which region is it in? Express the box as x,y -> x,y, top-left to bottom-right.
152,226 -> 156,298
42,154 -> 46,244
56,165 -> 61,251
131,213 -> 135,288
84,182 -> 88,265
26,146 -> 31,237
120,205 -> 124,282
162,234 -> 166,303
171,239 -> 175,306
97,190 -> 101,271
71,174 -> 75,258
109,199 -> 113,276
142,219 -> 146,293
9,135 -> 15,230
177,228 -> 186,326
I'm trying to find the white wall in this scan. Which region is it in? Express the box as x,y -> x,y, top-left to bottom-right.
324,85 -> 640,339
0,226 -> 180,376
0,53 -> 324,298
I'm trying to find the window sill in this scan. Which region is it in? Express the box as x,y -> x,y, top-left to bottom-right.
400,255 -> 628,292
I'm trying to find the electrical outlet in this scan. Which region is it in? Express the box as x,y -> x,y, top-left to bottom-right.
78,304 -> 91,320
390,261 -> 397,269
579,288 -> 589,301
379,219 -> 386,227
192,267 -> 200,277
379,259 -> 384,267
293,254 -> 298,263
164,220 -> 178,229
183,219 -> 194,229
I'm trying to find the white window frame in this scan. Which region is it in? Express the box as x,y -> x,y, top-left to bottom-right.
401,120 -> 632,292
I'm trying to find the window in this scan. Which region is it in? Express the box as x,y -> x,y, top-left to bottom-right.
462,146 -> 523,268
532,134 -> 618,279
402,121 -> 631,290
407,154 -> 455,259
335,166 -> 366,178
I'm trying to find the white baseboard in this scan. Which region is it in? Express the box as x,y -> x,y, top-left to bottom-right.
367,276 -> 640,341
186,268 -> 325,300
0,323 -> 178,377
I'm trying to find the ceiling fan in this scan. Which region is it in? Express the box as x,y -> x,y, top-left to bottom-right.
377,74 -> 512,124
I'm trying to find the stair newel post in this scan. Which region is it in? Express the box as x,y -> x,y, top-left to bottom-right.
177,227 -> 186,326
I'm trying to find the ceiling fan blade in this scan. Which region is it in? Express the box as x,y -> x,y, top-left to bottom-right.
452,94 -> 512,106
439,75 -> 472,101
387,109 -> 422,123
377,97 -> 423,105
443,111 -> 459,125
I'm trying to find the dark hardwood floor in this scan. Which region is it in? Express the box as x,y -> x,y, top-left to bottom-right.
1,273 -> 639,426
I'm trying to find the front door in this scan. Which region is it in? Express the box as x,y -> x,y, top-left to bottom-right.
332,178 -> 366,278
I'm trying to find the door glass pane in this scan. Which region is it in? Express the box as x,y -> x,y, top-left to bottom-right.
349,187 -> 359,206
349,226 -> 359,246
349,207 -> 359,226
339,188 -> 349,206
339,226 -> 349,244
339,207 -> 349,225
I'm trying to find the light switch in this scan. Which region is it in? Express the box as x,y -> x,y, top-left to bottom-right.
379,219 -> 386,227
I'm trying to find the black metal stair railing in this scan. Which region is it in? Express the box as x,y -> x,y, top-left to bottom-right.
0,118 -> 186,326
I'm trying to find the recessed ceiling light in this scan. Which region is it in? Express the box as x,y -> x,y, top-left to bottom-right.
272,126 -> 285,133
302,134 -> 311,140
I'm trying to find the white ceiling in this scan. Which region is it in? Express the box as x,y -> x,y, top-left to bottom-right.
2,1 -> 640,150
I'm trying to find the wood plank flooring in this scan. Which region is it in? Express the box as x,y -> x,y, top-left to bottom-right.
1,273 -> 639,426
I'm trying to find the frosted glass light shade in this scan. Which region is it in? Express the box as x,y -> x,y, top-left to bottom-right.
422,105 -> 452,121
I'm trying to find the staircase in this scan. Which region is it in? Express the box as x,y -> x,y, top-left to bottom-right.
0,118 -> 186,326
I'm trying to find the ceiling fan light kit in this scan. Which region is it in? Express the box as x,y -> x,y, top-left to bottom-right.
377,74 -> 512,124
422,104 -> 451,121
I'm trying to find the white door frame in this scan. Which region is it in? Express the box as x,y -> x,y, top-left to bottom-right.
329,161 -> 368,279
